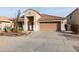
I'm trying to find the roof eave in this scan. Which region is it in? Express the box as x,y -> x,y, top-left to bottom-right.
66,8 -> 78,17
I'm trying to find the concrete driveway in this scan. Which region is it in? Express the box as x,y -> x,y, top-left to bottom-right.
0,31 -> 75,52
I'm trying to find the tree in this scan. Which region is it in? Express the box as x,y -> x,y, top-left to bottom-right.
13,10 -> 21,32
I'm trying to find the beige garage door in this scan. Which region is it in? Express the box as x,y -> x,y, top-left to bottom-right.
40,22 -> 60,31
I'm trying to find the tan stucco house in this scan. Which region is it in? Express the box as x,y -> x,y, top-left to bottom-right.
67,8 -> 79,33
0,16 -> 12,31
19,9 -> 65,32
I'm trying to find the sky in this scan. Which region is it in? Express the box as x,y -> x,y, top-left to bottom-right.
0,0 -> 79,7
0,7 -> 76,18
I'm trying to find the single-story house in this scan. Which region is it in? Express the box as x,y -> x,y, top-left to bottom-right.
66,8 -> 79,33
16,9 -> 65,32
0,16 -> 12,31
0,9 -> 65,32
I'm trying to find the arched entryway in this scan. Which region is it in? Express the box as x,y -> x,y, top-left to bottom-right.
27,16 -> 34,31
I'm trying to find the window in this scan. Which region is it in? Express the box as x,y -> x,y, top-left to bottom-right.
70,15 -> 72,19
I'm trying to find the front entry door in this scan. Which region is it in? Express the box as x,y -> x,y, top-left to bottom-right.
27,16 -> 34,31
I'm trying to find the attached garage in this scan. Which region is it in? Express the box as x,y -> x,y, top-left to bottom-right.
38,14 -> 64,31
40,22 -> 61,31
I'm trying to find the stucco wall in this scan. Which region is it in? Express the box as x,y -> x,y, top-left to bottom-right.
67,9 -> 79,25
67,9 -> 79,31
24,9 -> 41,32
61,19 -> 67,31
0,22 -> 12,31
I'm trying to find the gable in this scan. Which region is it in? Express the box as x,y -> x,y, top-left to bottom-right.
24,9 -> 41,21
24,9 -> 41,16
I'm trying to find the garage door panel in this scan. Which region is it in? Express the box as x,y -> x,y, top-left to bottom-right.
40,22 -> 58,31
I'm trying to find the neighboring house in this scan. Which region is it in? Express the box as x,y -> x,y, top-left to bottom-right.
0,16 -> 12,31
67,8 -> 79,33
19,9 -> 65,32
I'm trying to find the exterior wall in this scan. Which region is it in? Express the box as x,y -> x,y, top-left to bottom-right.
67,8 -> 79,31
24,9 -> 41,32
67,15 -> 71,31
61,19 -> 66,31
0,22 -> 12,31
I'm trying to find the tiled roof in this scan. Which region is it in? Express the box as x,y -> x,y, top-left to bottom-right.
12,14 -> 64,22
39,14 -> 64,22
10,9 -> 65,22
9,17 -> 24,22
66,8 -> 77,17
0,16 -> 10,22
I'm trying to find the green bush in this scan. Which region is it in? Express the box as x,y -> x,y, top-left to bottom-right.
10,28 -> 15,32
3,26 -> 12,32
19,27 -> 23,31
71,24 -> 79,34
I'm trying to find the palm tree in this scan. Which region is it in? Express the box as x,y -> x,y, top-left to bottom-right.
13,10 -> 21,32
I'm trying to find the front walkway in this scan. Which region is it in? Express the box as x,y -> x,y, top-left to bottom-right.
0,31 -> 75,52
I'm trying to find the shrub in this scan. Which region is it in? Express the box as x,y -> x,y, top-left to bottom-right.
71,24 -> 79,34
19,27 -> 23,31
3,26 -> 12,32
11,28 -> 15,32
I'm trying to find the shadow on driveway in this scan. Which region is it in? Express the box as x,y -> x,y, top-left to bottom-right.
73,46 -> 79,52
58,31 -> 79,52
58,31 -> 79,41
